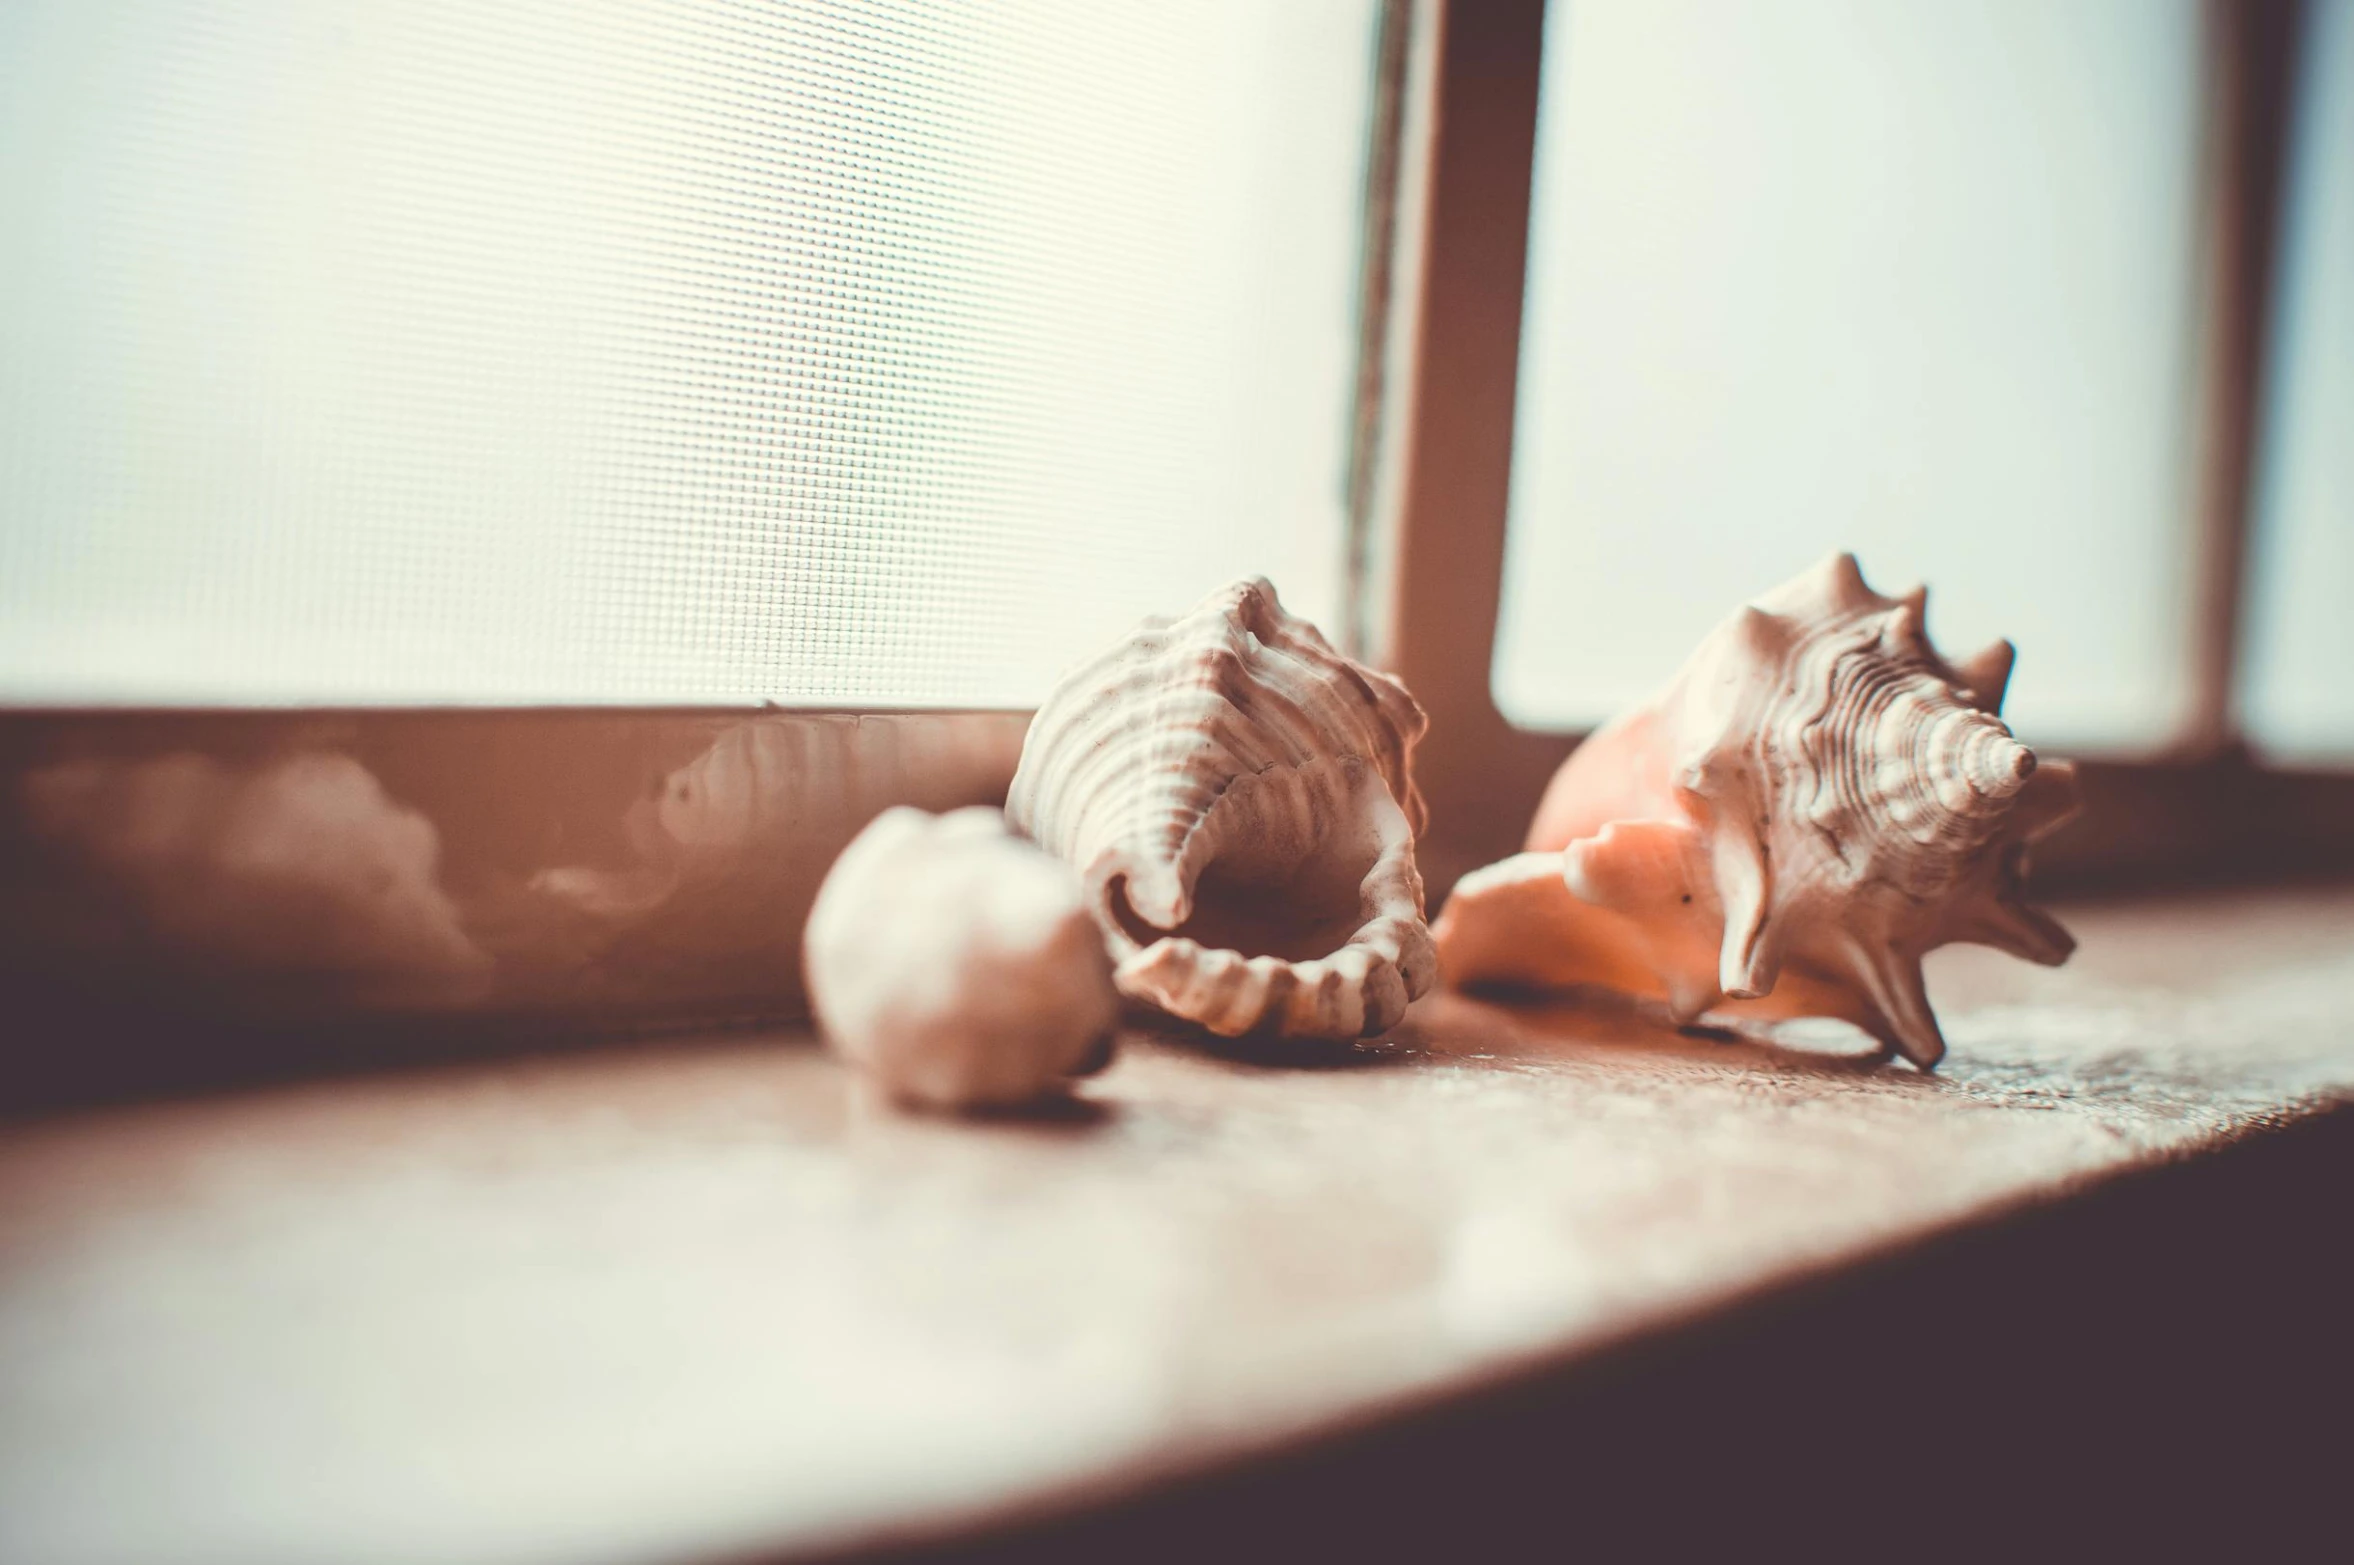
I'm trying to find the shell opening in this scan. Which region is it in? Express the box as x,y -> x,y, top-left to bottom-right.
1105,795 -> 1389,967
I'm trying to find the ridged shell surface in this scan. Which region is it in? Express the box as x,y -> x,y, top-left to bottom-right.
1434,554 -> 2080,1068
1008,578 -> 1434,1039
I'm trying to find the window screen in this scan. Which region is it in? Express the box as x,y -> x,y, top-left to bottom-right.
2245,0 -> 2354,763
0,0 -> 1379,707
1491,0 -> 2202,751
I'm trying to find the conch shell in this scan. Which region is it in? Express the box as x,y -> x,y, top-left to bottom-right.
805,806 -> 1118,1110
1008,578 -> 1435,1039
1433,554 -> 2081,1068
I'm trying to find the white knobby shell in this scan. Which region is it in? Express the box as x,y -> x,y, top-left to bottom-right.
1435,553 -> 2081,1068
804,806 -> 1118,1110
1008,578 -> 1435,1039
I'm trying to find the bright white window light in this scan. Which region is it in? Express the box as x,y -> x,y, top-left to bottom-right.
1492,0 -> 2202,750
2245,0 -> 2354,763
0,0 -> 1379,707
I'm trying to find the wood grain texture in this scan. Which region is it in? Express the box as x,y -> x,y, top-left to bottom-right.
1,887 -> 2350,1564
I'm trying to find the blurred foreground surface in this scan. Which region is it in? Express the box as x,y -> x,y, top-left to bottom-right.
2,886 -> 2350,1563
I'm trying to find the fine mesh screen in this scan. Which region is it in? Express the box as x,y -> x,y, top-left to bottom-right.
0,0 -> 1379,706
2246,0 -> 2354,762
1491,0 -> 2202,751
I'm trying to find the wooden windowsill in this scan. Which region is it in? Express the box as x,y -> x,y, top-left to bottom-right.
2,884 -> 2350,1562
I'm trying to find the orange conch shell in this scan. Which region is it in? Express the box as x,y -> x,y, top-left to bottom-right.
1433,554 -> 2080,1068
1008,578 -> 1435,1039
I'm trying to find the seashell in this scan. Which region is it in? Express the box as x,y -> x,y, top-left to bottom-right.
1007,577 -> 1435,1040
804,806 -> 1119,1110
1433,554 -> 2081,1068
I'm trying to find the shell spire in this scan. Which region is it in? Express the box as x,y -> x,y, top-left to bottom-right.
1009,578 -> 1435,1040
1434,554 -> 2080,1068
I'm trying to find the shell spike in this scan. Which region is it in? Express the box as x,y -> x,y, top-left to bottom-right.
1955,639 -> 2017,715
1730,604 -> 1794,660
1755,551 -> 1885,619
1816,551 -> 1879,611
1891,584 -> 1930,646
2006,760 -> 2084,841
1850,945 -> 1946,1070
1712,823 -> 1781,998
1953,893 -> 2076,967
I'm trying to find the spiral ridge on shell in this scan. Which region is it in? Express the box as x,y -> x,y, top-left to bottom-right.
1009,578 -> 1434,1040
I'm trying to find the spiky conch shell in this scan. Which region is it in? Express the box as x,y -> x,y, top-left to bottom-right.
1432,553 -> 2081,1068
1008,578 -> 1436,1039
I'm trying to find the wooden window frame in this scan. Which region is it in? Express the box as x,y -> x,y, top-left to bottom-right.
1364,0 -> 2354,897
1,0 -> 2347,1111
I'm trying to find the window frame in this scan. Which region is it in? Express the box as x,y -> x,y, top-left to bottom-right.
1363,0 -> 2351,896
0,0 -> 2346,1109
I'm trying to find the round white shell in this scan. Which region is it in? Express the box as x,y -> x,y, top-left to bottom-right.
1008,578 -> 1435,1040
804,806 -> 1118,1110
